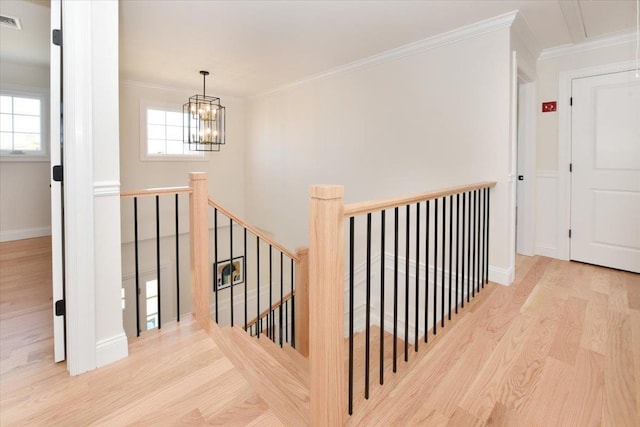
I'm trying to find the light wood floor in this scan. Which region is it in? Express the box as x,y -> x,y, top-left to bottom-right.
0,237 -> 282,426
1,237 -> 639,426
347,255 -> 640,426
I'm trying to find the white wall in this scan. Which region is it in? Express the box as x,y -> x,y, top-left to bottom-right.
0,61 -> 51,242
534,38 -> 636,258
245,27 -> 514,283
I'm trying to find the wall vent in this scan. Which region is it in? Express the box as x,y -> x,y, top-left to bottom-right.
0,15 -> 22,30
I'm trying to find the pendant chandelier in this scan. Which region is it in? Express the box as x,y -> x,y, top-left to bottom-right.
183,70 -> 226,151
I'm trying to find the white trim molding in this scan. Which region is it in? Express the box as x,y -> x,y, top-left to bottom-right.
557,60 -> 638,261
256,11 -> 518,97
0,226 -> 52,242
540,30 -> 637,60
93,180 -> 121,197
62,0 -> 97,376
95,332 -> 128,368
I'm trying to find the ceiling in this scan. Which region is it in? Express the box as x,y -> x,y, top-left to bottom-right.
1,1 -> 637,96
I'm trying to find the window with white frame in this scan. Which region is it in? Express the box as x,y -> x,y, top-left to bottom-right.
145,279 -> 159,330
140,101 -> 205,160
0,92 -> 47,159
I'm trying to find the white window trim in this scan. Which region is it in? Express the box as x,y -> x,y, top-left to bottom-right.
0,85 -> 49,162
139,99 -> 208,162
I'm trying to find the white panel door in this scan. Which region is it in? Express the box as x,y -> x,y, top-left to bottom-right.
571,70 -> 640,273
50,0 -> 65,362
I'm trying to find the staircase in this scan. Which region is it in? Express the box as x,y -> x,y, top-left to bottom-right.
207,321 -> 310,426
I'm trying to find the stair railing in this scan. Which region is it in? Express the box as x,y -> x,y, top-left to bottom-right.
120,185 -> 192,336
206,181 -> 309,353
120,172 -> 310,357
308,181 -> 496,424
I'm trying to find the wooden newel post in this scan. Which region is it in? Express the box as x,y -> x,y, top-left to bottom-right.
294,247 -> 309,357
309,185 -> 345,426
189,172 -> 210,329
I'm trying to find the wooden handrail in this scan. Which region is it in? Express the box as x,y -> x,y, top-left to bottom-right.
245,291 -> 295,329
120,186 -> 192,198
343,181 -> 497,217
208,197 -> 300,262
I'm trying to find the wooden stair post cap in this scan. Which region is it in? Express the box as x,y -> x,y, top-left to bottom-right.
309,185 -> 344,200
189,172 -> 207,181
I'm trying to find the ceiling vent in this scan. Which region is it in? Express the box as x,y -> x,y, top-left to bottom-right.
0,15 -> 22,30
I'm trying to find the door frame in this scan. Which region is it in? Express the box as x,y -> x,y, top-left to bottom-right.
557,59 -> 638,260
516,80 -> 537,256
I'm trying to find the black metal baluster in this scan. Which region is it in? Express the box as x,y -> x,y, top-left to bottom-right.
134,197 -> 140,337
414,202 -> 420,351
256,237 -> 260,338
291,258 -> 295,348
424,200 -> 429,343
214,209 -> 219,323
269,245 -> 273,342
285,299 -> 288,344
461,193 -> 466,307
380,210 -> 386,385
441,196 -> 445,328
471,191 -> 475,298
244,228 -> 247,330
393,207 -> 399,372
480,189 -> 485,289
455,193 -> 460,313
365,213 -> 372,399
348,216 -> 355,415
404,205 -> 410,362
448,195 -> 453,321
230,218 -> 234,327
175,194 -> 180,322
433,199 -> 438,336
280,252 -> 284,347
156,195 -> 161,329
467,192 -> 472,301
486,189 -> 491,285
476,190 -> 481,294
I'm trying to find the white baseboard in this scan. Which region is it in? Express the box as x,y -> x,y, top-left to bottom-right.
535,244 -> 558,259
0,226 -> 52,242
96,332 -> 129,368
488,265 -> 513,286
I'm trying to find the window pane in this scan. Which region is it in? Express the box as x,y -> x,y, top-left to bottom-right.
0,132 -> 12,150
147,315 -> 157,330
0,113 -> 12,132
166,111 -> 182,127
0,96 -> 11,114
146,280 -> 158,297
165,139 -> 183,154
147,139 -> 165,155
147,124 -> 165,140
146,296 -> 158,315
13,115 -> 40,133
13,97 -> 40,116
166,125 -> 182,141
147,109 -> 165,125
13,133 -> 40,151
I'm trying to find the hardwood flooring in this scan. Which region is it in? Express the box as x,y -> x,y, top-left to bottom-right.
347,255 -> 640,426
1,237 -> 639,426
0,237 -> 281,426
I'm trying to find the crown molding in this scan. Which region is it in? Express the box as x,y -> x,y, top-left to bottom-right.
120,79 -> 245,103
539,30 -> 637,60
255,11 -> 518,98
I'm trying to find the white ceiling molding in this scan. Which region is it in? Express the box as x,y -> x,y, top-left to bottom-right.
120,79 -> 245,103
559,0 -> 587,44
539,30 -> 637,60
255,11 -> 518,98
511,12 -> 541,81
